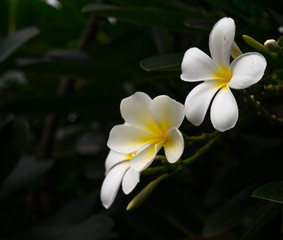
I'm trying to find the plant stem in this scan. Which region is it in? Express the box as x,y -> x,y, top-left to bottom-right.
8,0 -> 17,33
182,130 -> 220,143
182,136 -> 220,166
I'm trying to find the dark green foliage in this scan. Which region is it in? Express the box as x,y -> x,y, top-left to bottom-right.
0,0 -> 282,239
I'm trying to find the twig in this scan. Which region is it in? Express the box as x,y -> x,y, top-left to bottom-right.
38,13 -> 100,215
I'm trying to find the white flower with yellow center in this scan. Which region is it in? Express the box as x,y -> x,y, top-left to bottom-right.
101,150 -> 140,209
107,92 -> 185,172
181,17 -> 267,131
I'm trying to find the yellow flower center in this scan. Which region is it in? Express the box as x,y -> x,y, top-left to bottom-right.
146,121 -> 169,145
126,151 -> 137,160
213,65 -> 233,89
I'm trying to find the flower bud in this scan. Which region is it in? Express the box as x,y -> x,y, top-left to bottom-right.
264,39 -> 280,52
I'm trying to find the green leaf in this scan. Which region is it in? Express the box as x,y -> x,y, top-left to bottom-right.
241,203 -> 282,240
0,27 -> 39,63
202,185 -> 263,237
140,52 -> 184,71
252,181 -> 283,204
127,173 -> 169,210
0,119 -> 29,182
0,156 -> 54,196
82,4 -> 201,32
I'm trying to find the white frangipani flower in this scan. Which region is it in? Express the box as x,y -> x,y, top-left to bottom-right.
181,17 -> 267,132
101,150 -> 140,209
107,92 -> 185,172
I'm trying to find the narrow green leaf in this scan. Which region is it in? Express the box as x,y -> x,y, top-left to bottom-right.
202,185 -> 263,237
140,52 -> 184,71
241,203 -> 282,240
127,173 -> 169,211
0,27 -> 39,63
252,181 -> 283,204
82,4 -> 198,32
0,119 -> 29,182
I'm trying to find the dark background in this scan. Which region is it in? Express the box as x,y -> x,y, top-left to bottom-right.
0,0 -> 283,239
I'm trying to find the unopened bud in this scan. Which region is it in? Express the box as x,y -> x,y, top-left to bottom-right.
264,39 -> 280,52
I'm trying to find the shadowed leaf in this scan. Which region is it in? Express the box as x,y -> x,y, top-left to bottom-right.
252,181 -> 283,204
0,27 -> 39,63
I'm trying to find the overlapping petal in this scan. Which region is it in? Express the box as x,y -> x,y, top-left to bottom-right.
210,87 -> 238,132
151,95 -> 185,132
130,142 -> 163,172
209,17 -> 235,68
185,81 -> 221,126
229,52 -> 267,89
107,124 -> 152,154
120,92 -> 160,133
164,128 -> 184,163
181,48 -> 218,82
122,168 -> 140,194
105,150 -> 131,174
100,161 -> 129,209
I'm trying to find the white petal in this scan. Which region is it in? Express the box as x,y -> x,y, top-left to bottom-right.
107,124 -> 151,154
164,128 -> 184,163
105,150 -> 130,174
151,95 -> 184,132
229,52 -> 267,89
185,81 -> 221,126
209,17 -> 235,68
181,47 -> 218,82
120,92 -> 160,133
100,161 -> 129,209
129,142 -> 163,172
210,87 -> 238,132
122,168 -> 140,194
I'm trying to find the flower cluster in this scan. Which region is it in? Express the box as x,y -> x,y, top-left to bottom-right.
101,17 -> 267,208
181,17 -> 266,131
101,92 -> 185,208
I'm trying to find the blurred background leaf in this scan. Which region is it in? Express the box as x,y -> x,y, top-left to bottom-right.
252,181 -> 283,204
0,0 -> 282,239
0,27 -> 39,63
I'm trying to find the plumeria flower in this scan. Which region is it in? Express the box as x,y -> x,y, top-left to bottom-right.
101,150 -> 140,209
181,17 -> 267,131
107,92 -> 185,172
